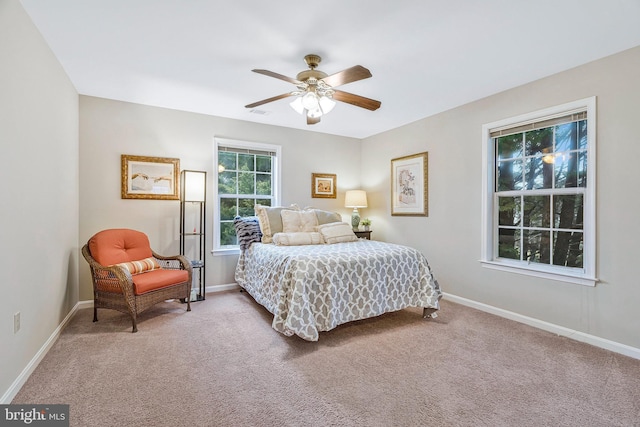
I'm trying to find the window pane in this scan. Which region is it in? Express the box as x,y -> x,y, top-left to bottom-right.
496,134 -> 522,159
553,231 -> 583,268
238,153 -> 254,171
523,230 -> 550,264
578,150 -> 587,187
498,196 -> 521,226
220,198 -> 237,221
220,222 -> 237,246
256,156 -> 271,173
555,122 -> 578,152
238,172 -> 255,194
218,171 -> 237,194
238,198 -> 255,217
578,120 -> 587,150
523,196 -> 550,228
553,152 -> 579,188
497,159 -> 524,191
219,152 -> 236,171
554,194 -> 583,229
525,157 -> 552,190
256,173 -> 271,196
525,128 -> 553,157
498,228 -> 520,260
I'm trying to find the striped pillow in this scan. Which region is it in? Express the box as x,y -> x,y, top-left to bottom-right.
234,216 -> 263,251
115,257 -> 162,275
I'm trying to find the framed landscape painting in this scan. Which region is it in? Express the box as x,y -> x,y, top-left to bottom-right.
121,154 -> 180,200
311,173 -> 337,198
391,152 -> 428,216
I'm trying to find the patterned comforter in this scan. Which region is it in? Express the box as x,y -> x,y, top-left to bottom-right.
235,239 -> 442,341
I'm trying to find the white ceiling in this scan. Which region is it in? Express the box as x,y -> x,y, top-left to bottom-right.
20,0 -> 640,139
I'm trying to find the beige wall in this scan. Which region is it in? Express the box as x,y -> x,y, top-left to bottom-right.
362,46 -> 640,349
0,0 -> 79,400
79,96 -> 361,300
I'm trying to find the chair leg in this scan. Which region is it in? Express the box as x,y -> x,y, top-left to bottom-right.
186,299 -> 191,312
131,313 -> 138,333
93,306 -> 98,322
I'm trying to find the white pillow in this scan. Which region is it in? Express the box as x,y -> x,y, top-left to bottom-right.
281,209 -> 319,233
254,204 -> 299,244
272,232 -> 324,246
317,222 -> 358,244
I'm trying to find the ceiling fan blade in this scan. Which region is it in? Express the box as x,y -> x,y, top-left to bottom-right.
332,90 -> 381,111
251,69 -> 301,85
307,116 -> 321,125
321,65 -> 372,87
245,93 -> 295,108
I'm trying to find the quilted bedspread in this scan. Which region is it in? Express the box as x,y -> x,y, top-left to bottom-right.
235,239 -> 442,341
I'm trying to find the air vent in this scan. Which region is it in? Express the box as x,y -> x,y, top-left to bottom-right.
249,109 -> 270,115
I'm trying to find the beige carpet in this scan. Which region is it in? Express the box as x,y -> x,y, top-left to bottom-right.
13,290 -> 640,427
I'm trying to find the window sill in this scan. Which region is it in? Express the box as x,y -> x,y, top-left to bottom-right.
480,260 -> 598,287
212,248 -> 240,256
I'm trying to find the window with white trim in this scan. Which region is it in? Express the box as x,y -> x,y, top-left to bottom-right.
213,138 -> 281,253
481,97 -> 597,286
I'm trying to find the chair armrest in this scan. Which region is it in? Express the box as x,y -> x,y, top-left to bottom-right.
82,245 -> 135,296
152,251 -> 192,273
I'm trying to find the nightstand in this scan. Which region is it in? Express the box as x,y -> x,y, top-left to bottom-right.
354,230 -> 372,240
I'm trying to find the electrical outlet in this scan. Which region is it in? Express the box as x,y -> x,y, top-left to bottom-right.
14,312 -> 20,334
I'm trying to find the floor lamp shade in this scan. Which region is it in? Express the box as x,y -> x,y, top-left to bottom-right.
181,170 -> 206,202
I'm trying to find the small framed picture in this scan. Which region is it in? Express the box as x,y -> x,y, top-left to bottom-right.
311,173 -> 337,199
121,154 -> 180,200
391,152 -> 428,216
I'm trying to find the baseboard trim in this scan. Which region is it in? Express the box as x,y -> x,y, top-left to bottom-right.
443,292 -> 640,360
206,283 -> 240,293
1,301 -> 83,404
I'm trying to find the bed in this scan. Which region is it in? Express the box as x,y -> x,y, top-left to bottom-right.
233,207 -> 442,341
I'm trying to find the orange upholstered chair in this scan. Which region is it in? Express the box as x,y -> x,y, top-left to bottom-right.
82,229 -> 192,332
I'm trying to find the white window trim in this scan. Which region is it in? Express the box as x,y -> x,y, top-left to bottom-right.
212,137 -> 281,256
480,97 -> 597,286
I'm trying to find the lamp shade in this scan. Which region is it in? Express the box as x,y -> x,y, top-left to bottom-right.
345,190 -> 368,208
182,170 -> 206,202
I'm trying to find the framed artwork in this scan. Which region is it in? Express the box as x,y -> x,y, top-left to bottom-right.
311,173 -> 337,199
391,152 -> 428,216
121,154 -> 180,200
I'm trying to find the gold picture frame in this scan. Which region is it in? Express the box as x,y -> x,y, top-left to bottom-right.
121,154 -> 180,200
311,173 -> 337,199
391,152 -> 428,216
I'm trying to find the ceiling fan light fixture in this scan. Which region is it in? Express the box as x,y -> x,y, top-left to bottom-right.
307,107 -> 323,119
319,96 -> 336,114
301,91 -> 320,111
289,97 -> 304,115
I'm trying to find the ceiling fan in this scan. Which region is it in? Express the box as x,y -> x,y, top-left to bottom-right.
245,54 -> 381,125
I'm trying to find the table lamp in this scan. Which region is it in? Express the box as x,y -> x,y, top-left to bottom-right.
345,190 -> 368,230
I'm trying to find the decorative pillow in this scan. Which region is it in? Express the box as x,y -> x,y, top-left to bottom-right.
317,222 -> 358,244
281,209 -> 319,233
114,257 -> 162,275
233,216 -> 263,251
304,207 -> 342,225
272,232 -> 324,246
254,204 -> 299,244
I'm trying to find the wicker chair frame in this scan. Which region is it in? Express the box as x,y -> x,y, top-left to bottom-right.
82,244 -> 192,332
